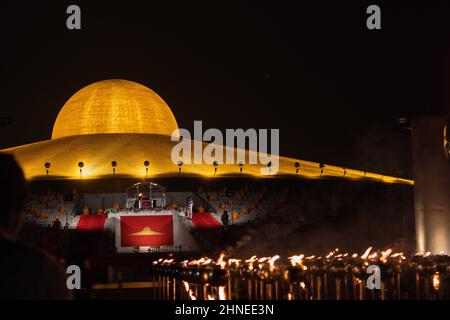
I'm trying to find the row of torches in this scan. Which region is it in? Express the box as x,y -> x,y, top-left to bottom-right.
150,247 -> 450,300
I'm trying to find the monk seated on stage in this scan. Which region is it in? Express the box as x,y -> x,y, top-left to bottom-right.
242,207 -> 250,215
58,205 -> 66,214
197,205 -> 205,213
82,206 -> 90,216
219,202 -> 226,210
208,193 -> 216,202
170,201 -> 177,209
37,209 -> 48,220
97,207 -> 105,215
30,206 -> 36,216
231,211 -> 239,222
113,200 -> 121,211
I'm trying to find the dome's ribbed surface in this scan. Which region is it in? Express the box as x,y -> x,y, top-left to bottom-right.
51,79 -> 178,139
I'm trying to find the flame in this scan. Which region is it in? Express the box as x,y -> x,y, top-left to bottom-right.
268,255 -> 280,271
300,282 -> 306,289
380,249 -> 392,263
288,293 -> 293,300
368,252 -> 378,259
432,272 -> 440,291
361,247 -> 373,259
218,286 -> 226,300
288,254 -> 304,266
228,259 -> 242,267
217,253 -> 226,269
162,258 -> 174,265
183,281 -> 197,300
382,249 -> 392,258
245,256 -> 258,264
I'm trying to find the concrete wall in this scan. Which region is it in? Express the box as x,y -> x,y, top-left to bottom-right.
412,117 -> 450,254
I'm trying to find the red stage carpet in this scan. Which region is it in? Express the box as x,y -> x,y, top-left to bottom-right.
192,213 -> 222,229
76,215 -> 107,231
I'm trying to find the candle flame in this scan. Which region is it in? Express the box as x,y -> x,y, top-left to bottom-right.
183,281 -> 197,300
218,286 -> 226,300
361,246 -> 373,259
268,255 -> 280,271
432,272 -> 440,291
217,253 -> 226,269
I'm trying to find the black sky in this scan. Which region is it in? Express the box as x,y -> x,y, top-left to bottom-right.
1,1 -> 449,175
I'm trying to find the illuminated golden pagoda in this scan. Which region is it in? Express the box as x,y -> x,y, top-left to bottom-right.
0,79 -> 413,184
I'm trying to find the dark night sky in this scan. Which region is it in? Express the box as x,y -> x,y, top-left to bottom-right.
1,1 -> 449,176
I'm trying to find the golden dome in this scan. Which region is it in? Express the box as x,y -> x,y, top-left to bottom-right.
51,79 -> 178,139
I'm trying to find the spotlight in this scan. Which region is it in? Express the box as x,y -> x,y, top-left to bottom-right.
144,160 -> 150,180
111,161 -> 117,175
177,160 -> 183,174
267,161 -> 272,175
238,161 -> 244,174
294,162 -> 300,175
78,161 -> 84,173
78,162 -> 84,185
319,163 -> 325,176
44,162 -> 51,175
213,161 -> 218,177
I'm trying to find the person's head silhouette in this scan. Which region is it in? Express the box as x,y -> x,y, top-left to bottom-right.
0,154 -> 26,239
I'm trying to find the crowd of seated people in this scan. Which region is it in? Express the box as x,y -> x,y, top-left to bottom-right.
81,206 -> 107,216
196,185 -> 273,225
191,181 -> 414,256
23,189 -> 77,227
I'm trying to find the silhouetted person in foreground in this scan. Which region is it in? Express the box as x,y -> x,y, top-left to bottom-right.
0,154 -> 71,299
